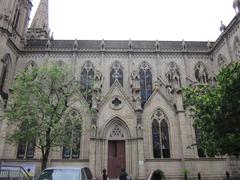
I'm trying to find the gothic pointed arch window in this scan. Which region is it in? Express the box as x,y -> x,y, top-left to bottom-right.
63,110 -> 82,159
110,61 -> 123,86
80,61 -> 94,107
151,109 -> 170,158
17,141 -> 35,159
194,62 -> 208,83
165,62 -> 181,89
16,123 -> 36,159
139,61 -> 152,107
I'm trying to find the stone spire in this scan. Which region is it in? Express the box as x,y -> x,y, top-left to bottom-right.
27,0 -> 49,40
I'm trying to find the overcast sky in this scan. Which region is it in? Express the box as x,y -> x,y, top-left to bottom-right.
31,0 -> 236,41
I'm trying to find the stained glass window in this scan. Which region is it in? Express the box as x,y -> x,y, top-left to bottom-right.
139,62 -> 152,107
152,109 -> 170,158
161,120 -> 170,158
152,120 -> 161,158
80,61 -> 94,107
110,61 -> 123,86
63,110 -> 81,159
17,141 -> 35,159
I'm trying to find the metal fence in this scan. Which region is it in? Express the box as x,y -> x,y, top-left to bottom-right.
0,165 -> 31,180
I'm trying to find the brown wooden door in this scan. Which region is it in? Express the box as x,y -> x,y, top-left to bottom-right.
108,140 -> 125,178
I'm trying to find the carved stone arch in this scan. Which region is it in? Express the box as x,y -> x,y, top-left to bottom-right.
138,61 -> 152,71
81,60 -> 95,71
194,61 -> 208,83
151,108 -> 169,125
217,54 -> 227,69
233,36 -> 240,60
151,108 -> 171,158
103,116 -> 131,140
110,61 -> 123,86
165,61 -> 181,89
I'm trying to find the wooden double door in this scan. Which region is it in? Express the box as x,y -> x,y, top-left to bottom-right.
108,140 -> 126,178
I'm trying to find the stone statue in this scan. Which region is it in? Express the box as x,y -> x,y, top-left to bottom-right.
130,70 -> 142,110
220,21 -> 226,33
233,0 -> 240,13
182,39 -> 186,50
207,40 -> 212,49
73,39 -> 78,50
155,40 -> 160,50
101,39 -> 105,50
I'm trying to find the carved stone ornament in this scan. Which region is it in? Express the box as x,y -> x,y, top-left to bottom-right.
73,39 -> 78,50
92,71 -> 102,110
233,0 -> 240,13
194,62 -> 208,83
151,108 -> 168,122
109,124 -> 125,139
217,54 -> 226,69
130,70 -> 140,90
165,62 -> 181,89
109,96 -> 123,110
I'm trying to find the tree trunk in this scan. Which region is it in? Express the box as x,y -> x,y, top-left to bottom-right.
41,128 -> 52,170
41,155 -> 48,170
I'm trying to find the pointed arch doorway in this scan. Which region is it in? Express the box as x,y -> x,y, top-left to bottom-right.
104,117 -> 130,178
108,140 -> 125,178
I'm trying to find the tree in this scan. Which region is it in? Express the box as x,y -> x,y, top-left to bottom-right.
5,62 -> 82,170
183,61 -> 240,156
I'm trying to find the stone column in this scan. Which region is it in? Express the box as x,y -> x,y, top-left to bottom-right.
136,111 -> 145,179
0,117 -> 7,158
89,137 -> 96,177
175,91 -> 194,158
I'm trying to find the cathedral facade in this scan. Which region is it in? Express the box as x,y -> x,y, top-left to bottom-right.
0,0 -> 240,179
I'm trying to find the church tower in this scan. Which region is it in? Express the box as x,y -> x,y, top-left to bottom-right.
27,0 -> 49,39
0,0 -> 33,44
0,0 -> 32,104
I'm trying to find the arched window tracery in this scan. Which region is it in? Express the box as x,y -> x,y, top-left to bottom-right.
110,61 -> 123,86
139,61 -> 152,107
80,61 -> 94,107
151,109 -> 170,158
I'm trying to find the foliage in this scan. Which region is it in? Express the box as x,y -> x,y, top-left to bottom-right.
5,62 -> 82,170
183,61 -> 240,156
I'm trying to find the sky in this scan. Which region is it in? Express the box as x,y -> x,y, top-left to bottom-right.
31,0 -> 236,41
